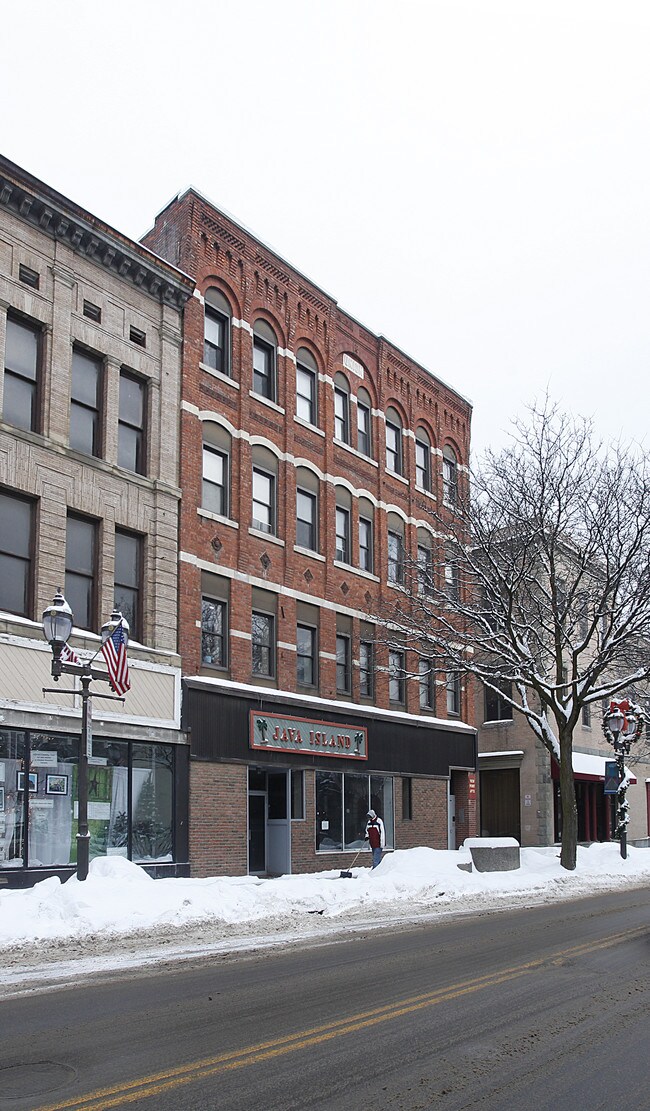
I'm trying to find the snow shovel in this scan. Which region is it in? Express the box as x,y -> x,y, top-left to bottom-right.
340,848 -> 364,878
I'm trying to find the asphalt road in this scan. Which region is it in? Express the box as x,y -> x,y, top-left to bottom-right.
1,887 -> 649,1111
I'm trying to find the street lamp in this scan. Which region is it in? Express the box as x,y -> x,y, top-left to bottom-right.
602,699 -> 644,860
42,590 -> 126,881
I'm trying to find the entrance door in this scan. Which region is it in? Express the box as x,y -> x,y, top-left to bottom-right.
480,768 -> 521,840
248,792 -> 266,874
266,770 -> 291,876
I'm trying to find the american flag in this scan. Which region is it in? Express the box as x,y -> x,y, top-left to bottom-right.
61,642 -> 82,666
101,621 -> 131,696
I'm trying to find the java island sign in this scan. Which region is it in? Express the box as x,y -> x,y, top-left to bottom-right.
250,711 -> 367,760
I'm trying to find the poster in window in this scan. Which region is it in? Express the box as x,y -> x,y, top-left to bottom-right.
46,774 -> 69,796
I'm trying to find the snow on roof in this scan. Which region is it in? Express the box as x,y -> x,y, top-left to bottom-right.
478,750 -> 525,759
572,751 -> 636,783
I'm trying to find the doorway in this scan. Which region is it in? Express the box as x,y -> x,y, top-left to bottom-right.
480,768 -> 521,840
248,767 -> 291,876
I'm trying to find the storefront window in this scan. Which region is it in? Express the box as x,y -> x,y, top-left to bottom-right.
1,730 -> 178,872
316,771 -> 394,852
0,731 -> 26,869
131,745 -> 174,863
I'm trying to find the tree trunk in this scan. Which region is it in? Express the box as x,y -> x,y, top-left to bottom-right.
558,729 -> 578,870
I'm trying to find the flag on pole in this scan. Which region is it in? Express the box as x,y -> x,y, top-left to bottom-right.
61,642 -> 82,666
101,621 -> 131,696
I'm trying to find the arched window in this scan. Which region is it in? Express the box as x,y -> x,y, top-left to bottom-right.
334,486 -> 352,564
252,320 -> 277,402
251,445 -> 278,535
442,445 -> 458,507
387,512 -> 405,585
334,373 -> 351,444
204,289 -> 231,376
385,407 -> 403,475
202,422 -> 232,518
416,528 -> 433,596
356,387 -> 373,457
296,347 -> 318,426
358,496 -> 374,574
415,428 -> 431,491
295,466 -> 319,552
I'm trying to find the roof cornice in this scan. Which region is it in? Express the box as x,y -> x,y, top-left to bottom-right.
0,155 -> 194,310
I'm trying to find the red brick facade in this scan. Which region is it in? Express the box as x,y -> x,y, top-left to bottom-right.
143,189 -> 478,875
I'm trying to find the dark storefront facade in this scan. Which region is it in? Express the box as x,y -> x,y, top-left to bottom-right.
183,678 -> 478,877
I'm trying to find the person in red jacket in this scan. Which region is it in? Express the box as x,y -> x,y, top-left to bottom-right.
365,809 -> 385,868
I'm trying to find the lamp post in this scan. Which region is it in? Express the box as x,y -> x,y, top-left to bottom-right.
602,699 -> 644,860
42,590 -> 127,881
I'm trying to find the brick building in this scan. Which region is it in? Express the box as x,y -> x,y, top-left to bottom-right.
0,156 -> 194,886
143,189 -> 478,877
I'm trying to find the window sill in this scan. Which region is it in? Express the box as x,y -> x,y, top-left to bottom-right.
333,560 -> 379,582
294,545 -> 326,562
415,484 -> 437,502
248,527 -> 285,547
386,580 -> 407,593
483,719 -> 514,726
197,508 -> 239,529
333,438 -> 378,467
249,390 -> 285,416
294,415 -> 325,438
385,470 -> 409,486
200,363 -> 239,389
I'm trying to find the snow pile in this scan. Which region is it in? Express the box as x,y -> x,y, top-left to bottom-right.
1,843 -> 649,952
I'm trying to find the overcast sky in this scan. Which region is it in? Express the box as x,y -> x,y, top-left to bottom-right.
4,0 -> 650,457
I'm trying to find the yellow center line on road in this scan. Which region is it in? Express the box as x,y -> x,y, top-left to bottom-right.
33,924 -> 648,1111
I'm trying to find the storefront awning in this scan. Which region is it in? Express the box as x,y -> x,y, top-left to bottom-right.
571,751 -> 636,783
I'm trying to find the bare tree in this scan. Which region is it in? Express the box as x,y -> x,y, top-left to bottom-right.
379,401 -> 650,870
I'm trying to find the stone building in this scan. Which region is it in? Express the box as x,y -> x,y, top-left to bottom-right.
143,189 -> 478,877
0,156 -> 194,886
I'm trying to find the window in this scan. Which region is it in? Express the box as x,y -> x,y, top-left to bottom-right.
336,633 -> 351,694
402,777 -> 413,821
297,623 -> 318,687
70,348 -> 102,457
118,371 -> 146,474
296,348 -> 318,424
0,490 -> 33,617
415,430 -> 431,490
359,639 -> 374,699
334,375 -> 350,443
19,264 -> 39,289
582,703 -> 592,727
65,514 -> 96,631
443,446 -> 458,508
201,597 -> 227,667
385,408 -> 403,475
296,468 -> 319,552
389,649 -> 405,704
335,506 -> 350,563
485,681 -> 513,722
252,320 -> 277,401
359,516 -> 373,573
252,611 -> 275,677
387,524 -> 404,585
446,672 -> 461,715
419,658 -> 435,709
114,529 -> 142,641
444,545 -> 460,601
204,289 -> 231,375
203,446 -> 228,516
3,316 -> 40,432
129,326 -> 146,348
316,771 -> 394,852
252,467 -> 276,535
417,537 -> 433,596
356,388 -> 372,456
